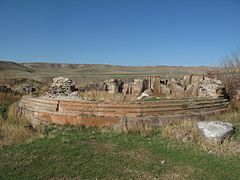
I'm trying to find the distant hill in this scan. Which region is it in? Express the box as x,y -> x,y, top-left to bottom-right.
0,61 -> 34,73
0,61 -> 212,82
22,62 -> 211,74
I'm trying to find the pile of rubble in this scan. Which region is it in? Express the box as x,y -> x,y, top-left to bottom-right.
46,74 -> 227,100
96,74 -> 227,100
47,77 -> 78,98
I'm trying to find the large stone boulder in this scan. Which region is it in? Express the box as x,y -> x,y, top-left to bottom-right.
197,121 -> 234,143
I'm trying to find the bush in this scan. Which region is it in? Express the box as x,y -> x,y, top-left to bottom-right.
208,50 -> 240,100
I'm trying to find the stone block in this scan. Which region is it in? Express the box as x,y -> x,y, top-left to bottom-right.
153,76 -> 161,96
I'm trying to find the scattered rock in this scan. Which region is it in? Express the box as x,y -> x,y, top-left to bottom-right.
160,160 -> 166,165
137,89 -> 153,100
197,121 -> 234,143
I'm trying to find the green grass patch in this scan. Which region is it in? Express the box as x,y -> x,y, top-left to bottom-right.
1,125 -> 240,179
144,96 -> 161,101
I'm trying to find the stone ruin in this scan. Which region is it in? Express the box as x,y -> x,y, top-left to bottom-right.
18,75 -> 230,136
46,77 -> 78,98
93,74 -> 227,100
45,74 -> 227,101
104,79 -> 124,94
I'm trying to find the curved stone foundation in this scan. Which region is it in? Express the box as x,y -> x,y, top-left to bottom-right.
18,96 -> 229,128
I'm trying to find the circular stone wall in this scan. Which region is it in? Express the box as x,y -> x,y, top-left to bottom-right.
18,96 -> 229,128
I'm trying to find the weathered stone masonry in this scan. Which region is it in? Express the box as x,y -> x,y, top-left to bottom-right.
18,96 -> 229,128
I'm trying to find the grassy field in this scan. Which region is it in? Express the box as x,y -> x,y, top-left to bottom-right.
1,124 -> 240,180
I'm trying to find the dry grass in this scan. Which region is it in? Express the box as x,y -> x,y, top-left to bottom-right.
0,92 -> 21,104
215,109 -> 240,124
161,119 -> 200,144
160,117 -> 240,156
114,119 -> 156,137
0,103 -> 43,147
0,122 -> 43,147
160,165 -> 197,180
35,82 -> 51,96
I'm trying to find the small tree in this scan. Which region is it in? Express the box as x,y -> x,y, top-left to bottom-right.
208,50 -> 240,99
77,64 -> 94,86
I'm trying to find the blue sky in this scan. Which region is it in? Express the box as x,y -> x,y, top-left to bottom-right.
0,0 -> 239,66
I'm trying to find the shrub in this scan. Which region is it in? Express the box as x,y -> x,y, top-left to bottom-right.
208,50 -> 240,100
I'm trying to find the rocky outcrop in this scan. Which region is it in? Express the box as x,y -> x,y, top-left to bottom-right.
197,121 -> 234,143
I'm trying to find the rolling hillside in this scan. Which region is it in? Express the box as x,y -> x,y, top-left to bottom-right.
0,61 -> 34,73
22,62 -> 211,74
0,61 -> 212,83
